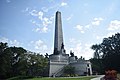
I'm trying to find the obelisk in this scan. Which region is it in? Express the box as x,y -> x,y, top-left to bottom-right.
54,11 -> 65,55
49,11 -> 69,77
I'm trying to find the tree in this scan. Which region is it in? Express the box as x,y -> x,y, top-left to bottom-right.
91,44 -> 102,59
0,42 -> 10,79
91,33 -> 120,73
63,65 -> 75,76
101,33 -> 120,71
27,53 -> 49,77
0,42 -> 28,79
90,58 -> 104,74
9,47 -> 27,76
0,42 -> 49,79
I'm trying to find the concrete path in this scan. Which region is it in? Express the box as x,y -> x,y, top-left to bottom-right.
91,75 -> 104,80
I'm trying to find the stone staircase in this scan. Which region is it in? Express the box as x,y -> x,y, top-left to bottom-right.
52,65 -> 68,77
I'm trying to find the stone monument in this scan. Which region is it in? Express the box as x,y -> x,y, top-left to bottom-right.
49,11 -> 92,77
49,11 -> 69,77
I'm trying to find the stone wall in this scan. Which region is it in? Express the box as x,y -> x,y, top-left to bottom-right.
70,60 -> 92,75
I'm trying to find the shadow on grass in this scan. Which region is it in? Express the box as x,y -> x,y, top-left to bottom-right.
7,76 -> 34,80
27,76 -> 95,80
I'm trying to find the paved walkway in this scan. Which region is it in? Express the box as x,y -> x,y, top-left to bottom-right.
91,75 -> 105,80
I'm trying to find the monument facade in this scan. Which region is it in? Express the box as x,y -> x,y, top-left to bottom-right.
49,11 -> 92,77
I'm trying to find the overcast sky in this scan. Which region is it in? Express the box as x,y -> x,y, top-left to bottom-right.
0,0 -> 120,59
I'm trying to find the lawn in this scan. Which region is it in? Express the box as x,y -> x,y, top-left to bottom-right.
27,76 -> 95,80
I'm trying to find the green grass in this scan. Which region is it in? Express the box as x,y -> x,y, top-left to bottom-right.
27,76 -> 95,80
7,76 -> 34,80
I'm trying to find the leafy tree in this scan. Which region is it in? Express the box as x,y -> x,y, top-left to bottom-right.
8,47 -> 27,76
0,42 -> 10,78
27,53 -> 49,77
91,33 -> 120,73
63,65 -> 75,76
0,42 -> 49,79
91,44 -> 102,59
101,33 -> 120,71
0,43 -> 28,78
90,58 -> 104,74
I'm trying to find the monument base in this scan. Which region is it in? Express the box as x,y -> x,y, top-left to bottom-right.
49,54 -> 69,77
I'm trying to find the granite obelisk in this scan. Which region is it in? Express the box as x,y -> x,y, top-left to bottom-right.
54,11 -> 65,55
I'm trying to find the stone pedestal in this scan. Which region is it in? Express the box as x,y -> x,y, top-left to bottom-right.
49,54 -> 69,77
